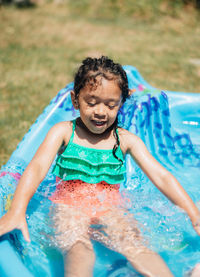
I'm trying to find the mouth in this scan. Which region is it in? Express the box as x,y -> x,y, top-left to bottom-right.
91,120 -> 107,127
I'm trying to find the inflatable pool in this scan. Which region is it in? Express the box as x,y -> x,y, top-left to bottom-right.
0,66 -> 200,277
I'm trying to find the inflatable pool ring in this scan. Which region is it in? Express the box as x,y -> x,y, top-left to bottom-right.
0,65 -> 200,277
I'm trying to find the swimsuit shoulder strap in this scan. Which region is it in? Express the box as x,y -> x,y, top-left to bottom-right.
57,120 -> 75,155
68,119 -> 76,144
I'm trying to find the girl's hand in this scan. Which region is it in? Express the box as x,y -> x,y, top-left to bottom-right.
0,211 -> 30,242
192,216 -> 200,236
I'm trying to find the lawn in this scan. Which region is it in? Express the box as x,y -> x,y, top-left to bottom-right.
0,1 -> 200,167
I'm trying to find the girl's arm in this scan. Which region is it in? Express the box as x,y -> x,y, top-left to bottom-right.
124,131 -> 200,235
0,122 -> 71,241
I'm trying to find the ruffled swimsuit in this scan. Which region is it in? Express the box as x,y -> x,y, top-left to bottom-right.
50,120 -> 126,218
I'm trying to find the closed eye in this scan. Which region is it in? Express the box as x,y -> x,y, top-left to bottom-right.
107,103 -> 119,109
87,102 -> 96,107
108,105 -> 116,109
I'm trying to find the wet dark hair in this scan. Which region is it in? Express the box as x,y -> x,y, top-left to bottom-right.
74,56 -> 129,102
74,56 -> 129,164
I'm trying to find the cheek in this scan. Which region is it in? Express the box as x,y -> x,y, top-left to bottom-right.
80,106 -> 92,116
111,107 -> 120,116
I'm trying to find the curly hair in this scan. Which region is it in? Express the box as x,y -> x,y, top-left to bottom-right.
73,56 -> 129,164
74,56 -> 129,103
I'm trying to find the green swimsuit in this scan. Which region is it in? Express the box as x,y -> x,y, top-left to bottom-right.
52,120 -> 126,185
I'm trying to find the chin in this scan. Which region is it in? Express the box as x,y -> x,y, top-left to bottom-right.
90,125 -> 108,134
91,128 -> 106,135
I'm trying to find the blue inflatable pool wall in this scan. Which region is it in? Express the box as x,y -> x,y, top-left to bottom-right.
0,66 -> 200,277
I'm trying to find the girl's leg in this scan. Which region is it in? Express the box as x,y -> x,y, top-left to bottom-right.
53,204 -> 95,277
100,208 -> 174,277
65,241 -> 95,277
123,247 -> 173,277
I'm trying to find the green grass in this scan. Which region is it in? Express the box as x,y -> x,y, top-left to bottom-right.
0,2 -> 200,167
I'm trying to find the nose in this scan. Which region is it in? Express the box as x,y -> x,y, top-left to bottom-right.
94,103 -> 106,119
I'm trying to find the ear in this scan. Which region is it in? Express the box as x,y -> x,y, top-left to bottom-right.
71,90 -> 79,110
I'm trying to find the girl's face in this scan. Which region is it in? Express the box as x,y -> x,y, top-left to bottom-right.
71,78 -> 122,134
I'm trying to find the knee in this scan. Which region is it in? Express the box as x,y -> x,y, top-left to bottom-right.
69,241 -> 95,261
65,241 -> 95,277
122,245 -> 152,261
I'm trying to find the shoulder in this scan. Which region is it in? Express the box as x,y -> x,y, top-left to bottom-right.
118,128 -> 145,154
48,121 -> 73,145
51,121 -> 72,132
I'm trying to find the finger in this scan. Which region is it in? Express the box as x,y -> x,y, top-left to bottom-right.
194,226 -> 200,236
196,228 -> 200,236
20,221 -> 30,243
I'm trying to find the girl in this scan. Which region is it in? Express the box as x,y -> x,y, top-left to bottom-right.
0,56 -> 200,277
